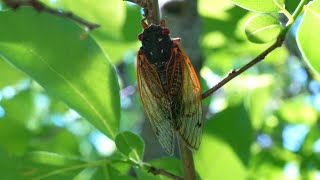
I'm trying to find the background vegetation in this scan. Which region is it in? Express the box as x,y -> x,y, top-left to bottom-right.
0,0 -> 319,179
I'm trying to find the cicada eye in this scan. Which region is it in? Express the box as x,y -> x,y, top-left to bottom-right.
162,28 -> 170,35
138,33 -> 145,41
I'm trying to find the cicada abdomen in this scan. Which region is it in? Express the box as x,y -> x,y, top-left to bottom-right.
136,20 -> 202,155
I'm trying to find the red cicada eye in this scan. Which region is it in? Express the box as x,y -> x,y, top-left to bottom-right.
138,33 -> 144,41
162,28 -> 170,35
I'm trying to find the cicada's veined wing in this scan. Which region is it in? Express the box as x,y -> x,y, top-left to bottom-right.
172,43 -> 203,150
137,49 -> 175,155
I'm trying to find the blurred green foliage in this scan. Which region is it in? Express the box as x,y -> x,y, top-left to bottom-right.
0,0 -> 319,179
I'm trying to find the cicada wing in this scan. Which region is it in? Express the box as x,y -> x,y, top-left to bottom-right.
173,43 -> 203,150
137,50 -> 175,155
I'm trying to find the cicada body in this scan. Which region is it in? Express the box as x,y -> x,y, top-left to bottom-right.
136,20 -> 202,154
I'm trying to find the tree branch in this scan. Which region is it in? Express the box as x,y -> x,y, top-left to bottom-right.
201,34 -> 286,99
145,165 -> 184,180
125,0 -> 160,24
3,0 -> 100,30
178,138 -> 196,180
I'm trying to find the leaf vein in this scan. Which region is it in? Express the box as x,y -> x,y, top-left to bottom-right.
27,48 -> 115,138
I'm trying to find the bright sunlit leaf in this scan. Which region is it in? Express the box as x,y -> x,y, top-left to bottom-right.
0,8 -> 120,139
245,82 -> 273,129
245,14 -> 282,44
27,151 -> 84,166
0,57 -> 25,89
231,0 -> 285,12
198,0 -> 235,19
0,90 -> 35,125
194,105 -> 253,179
41,0 -> 141,63
297,0 -> 320,76
41,0 -> 125,39
279,96 -> 317,125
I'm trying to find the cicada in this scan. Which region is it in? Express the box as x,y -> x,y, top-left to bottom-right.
137,19 -> 202,154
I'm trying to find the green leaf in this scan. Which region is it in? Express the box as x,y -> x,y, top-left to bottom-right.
90,165 -> 135,180
0,148 -> 25,179
199,0 -> 235,18
41,0 -> 125,39
135,157 -> 183,180
231,0 -> 285,12
0,119 -> 32,156
0,57 -> 26,89
285,0 -> 302,13
248,150 -> 286,179
0,148 -> 82,179
0,8 -> 120,139
115,131 -> 144,162
33,128 -> 81,156
74,167 -> 98,180
194,105 -> 253,179
134,157 -> 183,180
245,79 -> 273,129
297,0 -> 320,76
245,14 -> 282,44
26,151 -> 84,166
278,96 -> 317,125
41,0 -> 141,63
0,89 -> 35,125
148,157 -> 182,176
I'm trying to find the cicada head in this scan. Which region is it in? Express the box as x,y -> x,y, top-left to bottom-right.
137,20 -> 173,65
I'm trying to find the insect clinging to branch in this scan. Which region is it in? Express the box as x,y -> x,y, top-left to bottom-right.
136,19 -> 203,154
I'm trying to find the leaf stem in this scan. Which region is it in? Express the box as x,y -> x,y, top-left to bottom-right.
292,0 -> 308,20
272,0 -> 293,24
283,0 -> 309,34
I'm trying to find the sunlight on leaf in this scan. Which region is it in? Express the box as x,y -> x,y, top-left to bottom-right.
27,151 -> 84,166
0,7 -> 120,139
231,0 -> 285,12
41,0 -> 141,63
245,14 -> 282,44
297,0 -> 320,76
195,134 -> 246,179
0,57 -> 25,89
194,105 -> 253,179
279,96 -> 317,125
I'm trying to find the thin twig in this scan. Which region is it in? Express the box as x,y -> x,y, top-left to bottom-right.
3,0 -> 100,30
201,35 -> 286,99
125,0 -> 160,24
111,158 -> 184,180
145,165 -> 184,180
